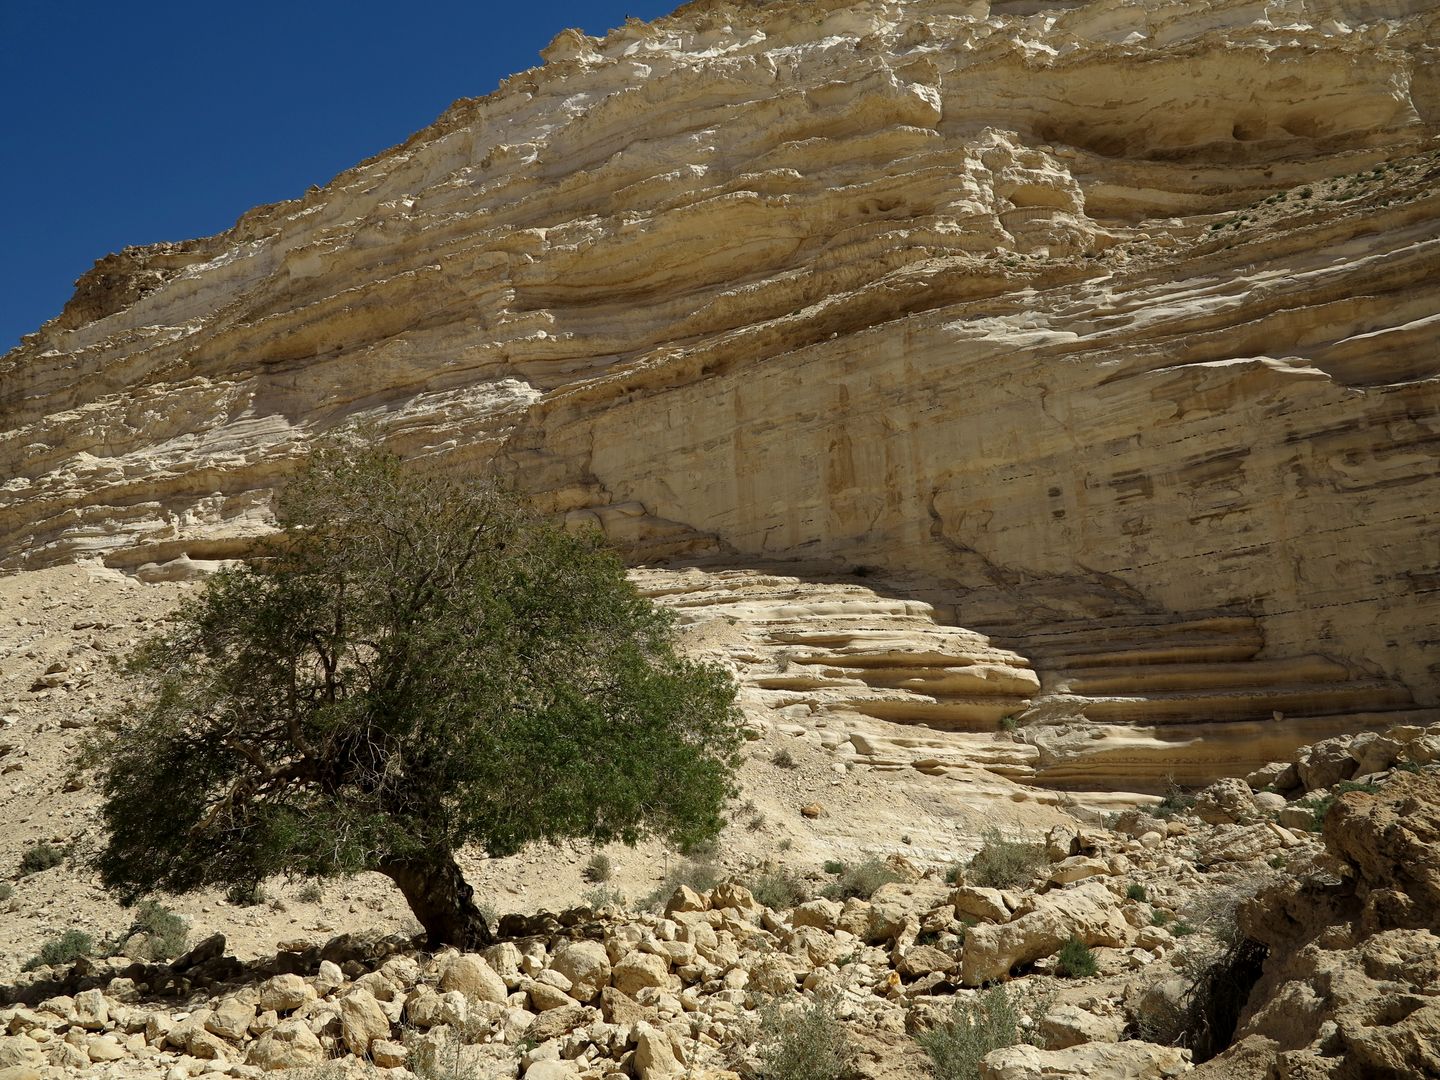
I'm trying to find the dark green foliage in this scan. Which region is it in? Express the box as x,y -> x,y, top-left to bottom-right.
823,860 -> 846,876
1126,883 -> 1148,902
771,748 -> 798,769
1336,779 -> 1380,795
916,986 -> 1043,1080
966,828 -> 1045,889
20,842 -> 65,875
753,992 -> 857,1080
1056,936 -> 1097,977
1152,909 -> 1174,926
1173,921 -> 1197,937
1295,796 -> 1329,832
86,445 -> 743,947
22,930 -> 94,971
0,883 -> 12,902
820,858 -> 902,901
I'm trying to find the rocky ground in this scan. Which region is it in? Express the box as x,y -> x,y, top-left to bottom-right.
4,566 -> 1440,1079
2,752 -> 1437,1080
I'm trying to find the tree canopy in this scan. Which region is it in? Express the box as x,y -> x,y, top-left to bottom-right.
88,446 -> 743,946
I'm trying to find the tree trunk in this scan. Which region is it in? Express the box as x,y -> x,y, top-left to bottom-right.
381,851 -> 494,949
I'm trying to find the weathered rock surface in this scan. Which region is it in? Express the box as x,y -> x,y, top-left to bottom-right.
1195,772 -> 1440,1079
1,0 -> 1437,806
981,1040 -> 1192,1079
246,1018 -> 324,1070
961,879 -> 1130,984
440,952 -> 509,1005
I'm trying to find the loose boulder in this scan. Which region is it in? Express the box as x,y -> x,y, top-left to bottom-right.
962,879 -> 1130,985
980,1041 -> 1192,1079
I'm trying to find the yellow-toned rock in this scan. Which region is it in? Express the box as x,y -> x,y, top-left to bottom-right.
1,0 -> 1437,821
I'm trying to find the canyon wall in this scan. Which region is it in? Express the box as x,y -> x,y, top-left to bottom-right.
2,0 -> 1438,793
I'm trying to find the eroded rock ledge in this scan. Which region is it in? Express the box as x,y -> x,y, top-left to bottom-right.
643,566 -> 1434,797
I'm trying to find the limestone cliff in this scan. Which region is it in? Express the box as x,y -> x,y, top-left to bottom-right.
2,0 -> 1438,794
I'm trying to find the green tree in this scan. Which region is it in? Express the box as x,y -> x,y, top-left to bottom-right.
87,446 -> 742,948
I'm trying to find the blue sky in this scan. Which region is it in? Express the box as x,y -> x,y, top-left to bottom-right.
0,1 -> 676,354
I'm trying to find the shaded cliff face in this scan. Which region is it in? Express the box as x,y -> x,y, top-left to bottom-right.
2,0 -> 1438,791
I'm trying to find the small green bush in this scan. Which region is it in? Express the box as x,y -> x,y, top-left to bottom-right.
583,884 -> 626,910
409,1027 -> 480,1080
1056,936 -> 1097,977
1151,909 -> 1174,926
966,828 -> 1045,889
753,992 -> 857,1080
749,865 -> 810,911
1154,779 -> 1195,820
583,852 -> 613,884
1173,921 -> 1197,937
119,900 -> 189,960
1294,797 -> 1331,832
998,714 -> 1019,733
296,881 -> 325,903
20,843 -> 65,875
772,748 -> 798,769
226,880 -> 266,907
823,859 -> 846,876
22,929 -> 94,971
1126,883 -> 1147,902
0,882 -> 13,902
916,985 -> 1045,1080
820,858 -> 902,902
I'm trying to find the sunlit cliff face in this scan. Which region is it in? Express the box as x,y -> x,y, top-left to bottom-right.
2,0 -> 1438,799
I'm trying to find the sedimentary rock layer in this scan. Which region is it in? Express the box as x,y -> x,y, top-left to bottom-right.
2,0 -> 1438,791
643,565 -> 1433,795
